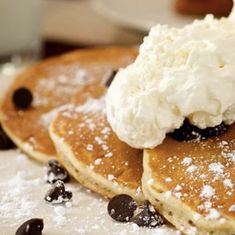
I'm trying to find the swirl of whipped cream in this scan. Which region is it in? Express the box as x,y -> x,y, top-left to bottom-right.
106,4 -> 235,149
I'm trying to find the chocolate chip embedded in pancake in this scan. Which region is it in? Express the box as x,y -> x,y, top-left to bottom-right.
143,124 -> 235,235
12,87 -> 33,110
0,47 -> 137,163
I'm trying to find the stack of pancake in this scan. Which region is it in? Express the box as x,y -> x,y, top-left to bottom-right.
1,47 -> 234,234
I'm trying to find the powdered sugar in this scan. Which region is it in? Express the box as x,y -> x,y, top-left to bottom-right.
75,97 -> 106,114
34,65 -> 94,107
86,144 -> 94,152
229,204 -> 235,212
205,209 -> 220,220
0,150 -> 177,235
165,177 -> 172,183
208,162 -> 224,175
181,157 -> 192,166
107,174 -> 115,181
223,179 -> 233,189
186,165 -> 198,174
200,185 -> 215,199
40,108 -> 60,127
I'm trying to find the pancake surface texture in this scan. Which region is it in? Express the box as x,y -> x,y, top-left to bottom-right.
0,47 -> 137,163
50,88 -> 144,201
143,124 -> 235,235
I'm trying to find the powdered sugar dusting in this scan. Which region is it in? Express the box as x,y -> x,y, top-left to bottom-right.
34,65 -> 94,107
60,97 -> 115,165
155,130 -> 235,223
186,165 -> 198,174
208,162 -> 224,175
223,179 -> 233,189
200,185 -> 215,199
181,157 -> 192,166
0,150 -> 177,235
229,204 -> 235,212
75,97 -> 106,114
205,209 -> 220,220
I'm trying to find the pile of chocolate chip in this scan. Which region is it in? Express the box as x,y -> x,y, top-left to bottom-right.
107,194 -> 165,228
15,160 -> 72,235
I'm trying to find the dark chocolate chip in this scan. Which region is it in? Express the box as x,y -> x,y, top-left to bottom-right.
15,218 -> 44,235
169,119 -> 203,141
105,70 -> 118,87
169,119 -> 229,141
0,125 -> 15,150
132,201 -> 165,228
46,159 -> 70,184
201,122 -> 228,139
107,194 -> 137,222
45,180 -> 72,204
12,87 -> 33,110
63,191 -> 73,201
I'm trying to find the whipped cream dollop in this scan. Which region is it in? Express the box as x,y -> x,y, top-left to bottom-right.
106,8 -> 235,149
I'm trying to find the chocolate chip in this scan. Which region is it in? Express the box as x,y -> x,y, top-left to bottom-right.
202,122 -> 228,139
12,87 -> 33,110
46,159 -> 70,184
0,125 -> 15,150
63,191 -> 73,200
132,201 -> 165,228
169,119 -> 229,141
105,70 -> 118,87
15,218 -> 43,235
107,194 -> 137,222
169,119 -> 203,141
45,180 -> 72,204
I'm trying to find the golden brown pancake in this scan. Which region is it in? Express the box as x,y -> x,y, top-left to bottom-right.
143,124 -> 235,234
0,47 -> 137,163
49,85 -> 144,201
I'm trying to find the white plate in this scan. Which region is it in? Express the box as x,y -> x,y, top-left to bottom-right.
93,0 -> 196,32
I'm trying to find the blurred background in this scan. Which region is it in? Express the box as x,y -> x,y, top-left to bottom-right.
0,0 -> 233,75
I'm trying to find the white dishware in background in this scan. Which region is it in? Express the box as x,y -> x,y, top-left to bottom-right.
93,0 -> 196,32
0,0 -> 43,75
43,0 -> 144,46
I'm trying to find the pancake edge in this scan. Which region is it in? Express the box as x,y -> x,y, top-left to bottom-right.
0,117 -> 55,163
49,123 -> 145,202
142,150 -> 235,235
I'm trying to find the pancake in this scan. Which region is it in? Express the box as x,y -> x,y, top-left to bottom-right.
143,124 -> 235,234
49,86 -> 144,201
0,47 -> 137,163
